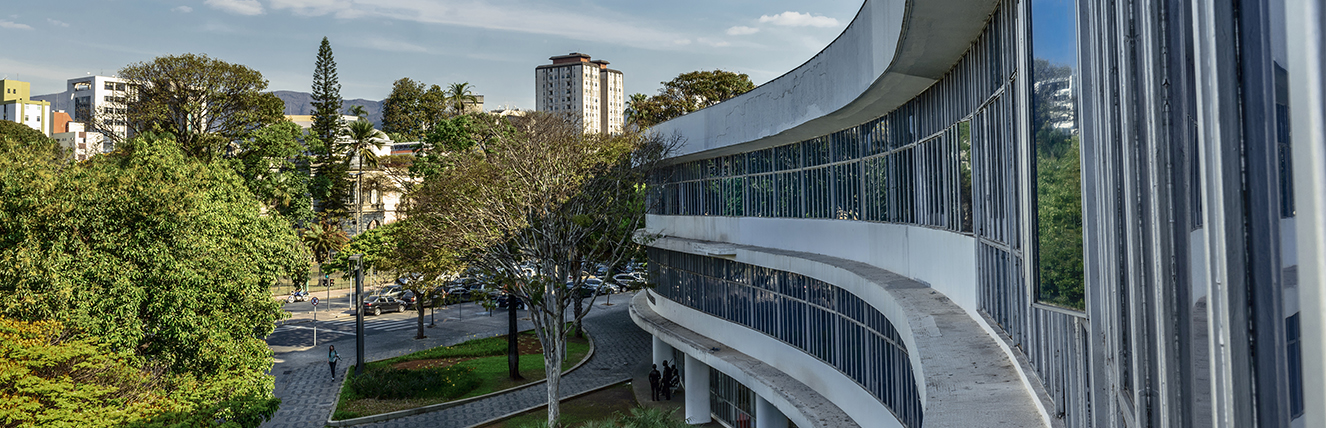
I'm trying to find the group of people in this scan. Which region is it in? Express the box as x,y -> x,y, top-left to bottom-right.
647,360 -> 680,401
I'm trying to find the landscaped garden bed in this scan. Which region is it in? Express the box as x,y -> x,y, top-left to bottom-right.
331,330 -> 591,420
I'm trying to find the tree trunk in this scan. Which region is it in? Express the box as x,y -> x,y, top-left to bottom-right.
508,301 -> 523,380
542,326 -> 564,428
416,299 -> 427,339
573,297 -> 583,339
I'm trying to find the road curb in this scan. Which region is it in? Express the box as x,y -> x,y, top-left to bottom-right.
324,327 -> 598,427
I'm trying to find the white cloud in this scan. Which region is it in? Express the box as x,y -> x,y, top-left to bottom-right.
205,0 -> 264,16
726,26 -> 759,36
268,0 -> 353,17
0,20 -> 32,30
673,39 -> 692,46
46,18 -> 69,27
348,36 -> 429,53
758,11 -> 839,28
173,6 -> 194,13
264,0 -> 693,51
697,38 -> 730,47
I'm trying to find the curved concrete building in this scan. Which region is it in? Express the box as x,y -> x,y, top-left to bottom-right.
631,0 -> 1326,427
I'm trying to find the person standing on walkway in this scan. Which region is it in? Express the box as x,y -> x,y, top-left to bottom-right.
328,345 -> 340,379
661,361 -> 674,400
648,364 -> 662,401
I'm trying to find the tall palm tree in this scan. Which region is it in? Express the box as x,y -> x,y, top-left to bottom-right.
343,120 -> 388,236
445,82 -> 479,116
302,219 -> 348,292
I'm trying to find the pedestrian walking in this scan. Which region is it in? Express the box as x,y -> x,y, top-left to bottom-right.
648,364 -> 662,401
661,361 -> 674,400
328,345 -> 340,379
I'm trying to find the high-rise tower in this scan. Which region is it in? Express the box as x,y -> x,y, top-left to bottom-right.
535,53 -> 624,134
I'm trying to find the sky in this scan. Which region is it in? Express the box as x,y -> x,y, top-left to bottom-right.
0,0 -> 861,110
1032,0 -> 1078,67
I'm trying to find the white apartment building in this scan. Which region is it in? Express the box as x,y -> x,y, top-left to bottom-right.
1,80 -> 52,136
53,122 -> 103,162
33,75 -> 131,150
535,53 -> 624,134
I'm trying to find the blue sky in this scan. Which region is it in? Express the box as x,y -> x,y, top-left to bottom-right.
1032,0 -> 1078,67
1,1 -> 859,110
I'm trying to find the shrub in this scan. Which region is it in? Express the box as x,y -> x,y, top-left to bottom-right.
346,365 -> 481,400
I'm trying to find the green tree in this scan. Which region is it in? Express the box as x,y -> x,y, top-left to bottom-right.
1032,58 -> 1084,309
303,219 -> 349,293
422,84 -> 449,125
230,121 -> 317,226
382,77 -> 453,140
381,78 -> 426,140
311,37 -> 345,146
0,120 -> 55,146
348,105 -> 369,120
401,112 -> 672,426
111,53 -> 286,158
0,135 -> 303,425
625,70 -> 755,128
445,82 -> 480,116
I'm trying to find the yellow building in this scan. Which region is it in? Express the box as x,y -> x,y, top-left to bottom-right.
1,80 -> 52,136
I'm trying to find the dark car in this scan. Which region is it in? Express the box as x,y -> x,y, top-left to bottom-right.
363,295 -> 405,316
496,292 -> 526,310
401,290 -> 434,309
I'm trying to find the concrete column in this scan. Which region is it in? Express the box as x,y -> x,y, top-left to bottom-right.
653,335 -> 674,368
756,394 -> 788,428
684,354 -> 711,424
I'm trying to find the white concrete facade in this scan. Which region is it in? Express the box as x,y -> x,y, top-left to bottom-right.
53,122 -> 103,161
1,102 -> 50,136
33,75 -> 130,148
638,0 -> 1326,426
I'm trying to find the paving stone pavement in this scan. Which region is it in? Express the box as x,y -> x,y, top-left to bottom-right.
260,298 -> 650,428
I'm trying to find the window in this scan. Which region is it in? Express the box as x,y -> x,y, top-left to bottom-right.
649,248 -> 923,428
1287,313 -> 1303,418
1031,0 -> 1084,310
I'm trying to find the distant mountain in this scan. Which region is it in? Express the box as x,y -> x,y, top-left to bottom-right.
272,90 -> 384,128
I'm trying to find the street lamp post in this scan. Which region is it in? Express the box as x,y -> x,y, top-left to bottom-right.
351,254 -> 365,376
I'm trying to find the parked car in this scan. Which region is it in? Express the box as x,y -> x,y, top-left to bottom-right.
363,295 -> 406,315
496,292 -> 526,310
612,272 -> 645,290
584,278 -> 618,295
401,290 -> 435,309
379,285 -> 405,300
428,285 -> 453,305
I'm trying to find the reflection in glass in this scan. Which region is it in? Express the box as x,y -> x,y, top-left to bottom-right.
958,121 -> 973,232
1032,0 -> 1084,309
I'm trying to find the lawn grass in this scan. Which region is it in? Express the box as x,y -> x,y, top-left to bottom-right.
477,383 -> 699,428
480,382 -> 637,428
332,330 -> 591,420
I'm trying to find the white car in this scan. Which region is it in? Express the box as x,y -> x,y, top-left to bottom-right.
612,272 -> 644,289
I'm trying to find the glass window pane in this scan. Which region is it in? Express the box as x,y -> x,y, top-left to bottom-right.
1032,0 -> 1084,310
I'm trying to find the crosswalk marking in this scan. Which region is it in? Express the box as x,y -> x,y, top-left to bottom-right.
275,324 -> 353,336
284,317 -> 425,333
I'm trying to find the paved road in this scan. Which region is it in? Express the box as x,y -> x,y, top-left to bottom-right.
260,298 -> 649,428
266,302 -> 492,349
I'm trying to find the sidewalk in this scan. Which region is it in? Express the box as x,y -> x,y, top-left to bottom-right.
260,299 -> 649,428
630,363 -> 722,427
